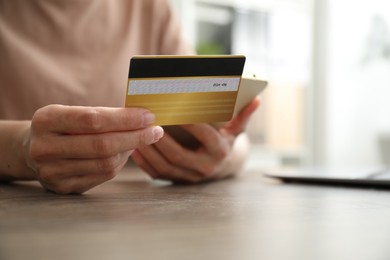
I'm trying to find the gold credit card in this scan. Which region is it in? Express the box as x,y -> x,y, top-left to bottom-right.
124,55 -> 246,126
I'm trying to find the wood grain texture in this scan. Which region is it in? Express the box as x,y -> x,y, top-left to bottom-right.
1,166 -> 390,260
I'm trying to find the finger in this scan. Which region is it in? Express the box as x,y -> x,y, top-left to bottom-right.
36,151 -> 132,181
152,133 -> 217,176
180,124 -> 230,160
30,126 -> 164,159
135,144 -> 202,183
223,96 -> 261,136
39,155 -> 129,194
32,105 -> 157,134
131,150 -> 159,179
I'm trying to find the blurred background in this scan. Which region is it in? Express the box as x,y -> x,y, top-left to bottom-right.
172,0 -> 390,170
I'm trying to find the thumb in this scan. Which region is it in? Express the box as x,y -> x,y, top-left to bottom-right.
222,96 -> 261,136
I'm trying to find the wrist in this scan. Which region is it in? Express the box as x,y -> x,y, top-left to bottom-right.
0,121 -> 36,181
217,133 -> 250,178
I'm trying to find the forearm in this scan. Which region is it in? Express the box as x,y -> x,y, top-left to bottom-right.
0,120 -> 35,181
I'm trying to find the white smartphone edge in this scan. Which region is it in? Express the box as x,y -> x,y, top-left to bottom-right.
232,76 -> 268,117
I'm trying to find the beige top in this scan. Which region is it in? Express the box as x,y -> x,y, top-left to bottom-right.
0,0 -> 191,120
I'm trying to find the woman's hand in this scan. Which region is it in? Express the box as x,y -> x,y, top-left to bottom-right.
131,97 -> 261,183
22,105 -> 163,194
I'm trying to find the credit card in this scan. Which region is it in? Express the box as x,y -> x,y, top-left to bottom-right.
124,55 -> 246,126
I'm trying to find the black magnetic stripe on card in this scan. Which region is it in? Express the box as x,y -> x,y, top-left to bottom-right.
128,56 -> 246,78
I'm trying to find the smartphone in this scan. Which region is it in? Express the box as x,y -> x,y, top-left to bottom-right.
233,75 -> 268,117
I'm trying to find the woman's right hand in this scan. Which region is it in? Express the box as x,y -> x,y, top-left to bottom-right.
23,105 -> 163,194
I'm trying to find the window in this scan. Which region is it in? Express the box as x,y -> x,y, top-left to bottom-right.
173,0 -> 313,168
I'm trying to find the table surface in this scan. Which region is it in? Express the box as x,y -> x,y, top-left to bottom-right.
1,166 -> 390,260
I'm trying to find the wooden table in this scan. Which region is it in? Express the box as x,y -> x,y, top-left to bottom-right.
1,166 -> 390,260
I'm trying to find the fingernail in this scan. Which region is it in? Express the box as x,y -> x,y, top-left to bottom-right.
143,112 -> 156,126
152,126 -> 164,142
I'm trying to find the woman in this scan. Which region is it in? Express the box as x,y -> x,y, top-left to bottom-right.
0,0 -> 260,194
